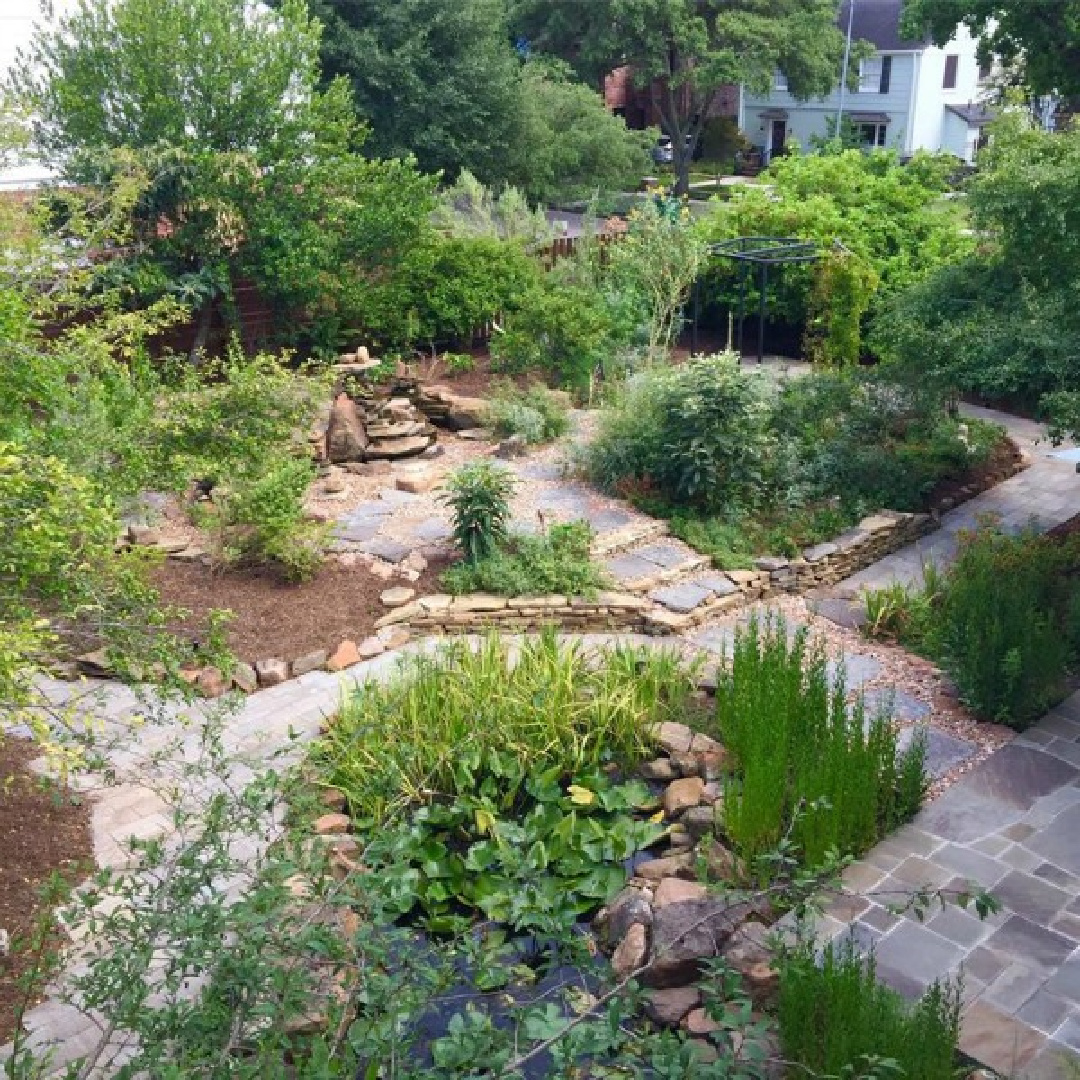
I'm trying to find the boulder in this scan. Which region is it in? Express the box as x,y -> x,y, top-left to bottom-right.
314,813 -> 351,835
597,886 -> 653,948
380,587 -> 416,608
325,393 -> 368,463
327,640 -> 361,672
636,852 -> 695,882
644,986 -> 702,1026
423,386 -> 489,430
682,805 -> 718,840
365,435 -> 434,460
650,721 -> 694,755
291,650 -> 329,678
255,658 -> 289,688
663,777 -> 706,816
683,1008 -> 722,1036
611,922 -> 649,978
644,898 -> 753,987
231,661 -> 258,693
494,435 -> 528,459
653,878 -> 707,909
640,758 -> 678,782
196,666 -> 229,699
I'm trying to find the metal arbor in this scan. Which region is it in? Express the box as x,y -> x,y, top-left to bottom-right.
691,236 -> 823,363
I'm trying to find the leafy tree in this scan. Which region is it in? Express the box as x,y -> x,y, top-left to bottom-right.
512,0 -> 852,194
507,59 -> 652,204
304,0 -> 523,186
901,0 -> 1080,98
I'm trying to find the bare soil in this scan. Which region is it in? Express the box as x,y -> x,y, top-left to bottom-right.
0,738 -> 93,1045
151,557 -> 451,665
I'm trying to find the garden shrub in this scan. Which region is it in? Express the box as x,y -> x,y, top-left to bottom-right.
866,525 -> 1080,728
778,937 -> 961,1080
441,522 -> 608,598
713,617 -> 925,871
484,380 -> 570,444
440,460 -> 515,563
205,454 -> 327,582
490,278 -> 619,393
586,353 -> 780,512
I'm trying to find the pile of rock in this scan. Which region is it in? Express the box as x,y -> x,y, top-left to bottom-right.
325,392 -> 437,463
592,719 -> 783,1068
415,384 -> 489,431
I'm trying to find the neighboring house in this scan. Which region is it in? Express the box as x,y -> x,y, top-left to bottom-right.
603,66 -> 739,132
739,0 -> 994,163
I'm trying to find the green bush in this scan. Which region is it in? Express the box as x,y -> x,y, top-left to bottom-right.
484,380 -> 571,444
878,526 -> 1080,728
586,353 -> 781,512
490,278 -> 619,393
713,617 -> 925,871
779,938 -> 961,1080
440,460 -> 516,563
442,522 -> 608,597
355,235 -> 543,351
315,630 -> 697,823
208,455 -> 327,582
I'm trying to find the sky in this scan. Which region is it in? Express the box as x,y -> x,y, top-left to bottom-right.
0,0 -> 74,186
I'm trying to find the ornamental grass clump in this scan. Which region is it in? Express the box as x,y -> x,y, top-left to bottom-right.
779,938 -> 961,1080
317,629 -> 698,824
714,616 -> 925,871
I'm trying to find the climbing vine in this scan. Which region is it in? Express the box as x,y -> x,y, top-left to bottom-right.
803,250 -> 879,367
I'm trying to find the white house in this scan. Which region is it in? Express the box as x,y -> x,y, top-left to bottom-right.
739,0 -> 994,164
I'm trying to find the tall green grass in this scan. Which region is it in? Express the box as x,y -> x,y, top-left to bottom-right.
714,617 -> 925,870
316,630 -> 698,824
779,938 -> 961,1079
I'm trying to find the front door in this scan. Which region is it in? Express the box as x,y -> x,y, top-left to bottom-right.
769,119 -> 787,161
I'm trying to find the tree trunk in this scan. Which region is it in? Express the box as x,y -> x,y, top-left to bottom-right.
673,145 -> 691,196
189,299 -> 214,367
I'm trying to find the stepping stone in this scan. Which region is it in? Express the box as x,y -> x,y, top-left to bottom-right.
411,518 -> 453,543
696,573 -> 738,597
345,501 -> 393,523
687,625 -> 735,656
586,508 -> 635,532
3,723 -> 32,739
828,653 -> 883,691
605,553 -> 661,584
897,725 -> 976,779
378,488 -> 419,506
515,462 -> 564,481
861,687 -> 931,723
810,597 -> 867,631
333,521 -> 380,544
636,543 -> 695,569
359,538 -> 413,564
649,582 -> 712,614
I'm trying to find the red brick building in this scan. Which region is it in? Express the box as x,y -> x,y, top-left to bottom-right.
602,66 -> 739,131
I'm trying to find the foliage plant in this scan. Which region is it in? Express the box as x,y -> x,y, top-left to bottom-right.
586,353 -> 780,512
441,522 -> 609,598
316,630 -> 696,825
484,381 -> 571,445
864,524 -> 1080,729
713,617 -> 926,871
802,249 -> 879,366
778,937 -> 962,1080
440,461 -> 516,564
431,169 -> 552,247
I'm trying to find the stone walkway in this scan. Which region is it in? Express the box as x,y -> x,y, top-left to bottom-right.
5,403 -> 1080,1075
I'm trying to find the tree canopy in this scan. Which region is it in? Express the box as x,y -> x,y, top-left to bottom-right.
511,0 -> 850,193
901,0 -> 1080,98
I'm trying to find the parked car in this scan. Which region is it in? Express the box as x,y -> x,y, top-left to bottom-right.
651,134 -> 704,165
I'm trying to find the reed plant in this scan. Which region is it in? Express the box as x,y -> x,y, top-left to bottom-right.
714,616 -> 925,871
778,938 -> 962,1080
316,629 -> 698,824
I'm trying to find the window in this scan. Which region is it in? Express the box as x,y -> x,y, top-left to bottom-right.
879,55 -> 892,93
858,123 -> 888,147
773,69 -> 788,91
943,54 -> 959,88
858,57 -> 882,92
978,56 -> 994,81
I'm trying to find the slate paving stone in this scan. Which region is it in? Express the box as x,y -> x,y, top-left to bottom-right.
896,725 -> 977,780
585,508 -> 635,532
984,964 -> 1047,1013
833,652 -> 882,690
918,787 -> 1026,844
635,543 -> 696,569
377,488 -> 419,506
515,462 -> 564,481
411,518 -> 453,543
696,573 -> 738,597
873,921 -> 965,988
985,917 -> 1077,972
994,871 -> 1073,925
346,500 -> 393,521
1053,1016 -> 1080,1052
333,521 -> 381,543
1017,990 -> 1072,1035
965,745 -> 1078,812
1025,805 -> 1080,876
927,905 -> 995,948
861,687 -> 931,723
1046,960 -> 1080,1005
359,537 -> 413,564
963,945 -> 1011,985
959,1000 -> 1047,1073
649,582 -> 712,614
931,842 -> 1010,888
810,597 -> 867,630
604,554 -> 658,584
688,625 -> 735,656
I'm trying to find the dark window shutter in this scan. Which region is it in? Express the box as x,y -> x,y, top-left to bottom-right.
879,55 -> 892,93
943,54 -> 958,89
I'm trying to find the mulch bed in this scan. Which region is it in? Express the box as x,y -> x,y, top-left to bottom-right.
0,738 -> 93,1045
152,557 -> 451,666
926,433 -> 1023,512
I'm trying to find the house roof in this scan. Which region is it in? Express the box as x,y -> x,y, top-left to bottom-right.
849,111 -> 892,123
839,0 -> 929,52
946,103 -> 996,125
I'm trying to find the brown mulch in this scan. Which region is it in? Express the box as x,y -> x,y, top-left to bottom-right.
926,434 -> 1023,511
151,557 -> 451,666
0,738 -> 93,1045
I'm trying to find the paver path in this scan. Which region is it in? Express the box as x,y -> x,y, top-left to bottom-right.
835,404 -> 1078,597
